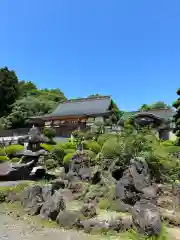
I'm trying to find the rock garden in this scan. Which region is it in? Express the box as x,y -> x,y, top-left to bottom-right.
1,125 -> 180,239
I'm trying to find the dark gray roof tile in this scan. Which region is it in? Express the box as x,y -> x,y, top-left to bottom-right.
49,96 -> 112,117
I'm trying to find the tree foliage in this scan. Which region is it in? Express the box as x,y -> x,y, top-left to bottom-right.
172,88 -> 180,144
139,101 -> 171,111
0,67 -> 67,129
0,67 -> 19,117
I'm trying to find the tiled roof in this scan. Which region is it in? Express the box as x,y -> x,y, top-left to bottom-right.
47,96 -> 112,117
121,108 -> 175,121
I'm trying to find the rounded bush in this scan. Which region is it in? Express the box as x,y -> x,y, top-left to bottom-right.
97,133 -> 117,146
85,141 -> 101,154
63,153 -> 74,165
0,148 -> 6,156
5,145 -> 24,156
50,147 -> 65,164
40,143 -> 55,152
11,157 -> 20,163
63,142 -> 76,150
101,138 -> 123,159
45,158 -> 58,170
43,127 -> 56,139
0,156 -> 9,162
64,149 -> 76,155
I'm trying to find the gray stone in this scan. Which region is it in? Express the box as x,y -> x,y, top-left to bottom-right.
40,191 -> 66,220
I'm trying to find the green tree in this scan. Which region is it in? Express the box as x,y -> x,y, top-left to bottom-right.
0,67 -> 19,117
139,101 -> 171,111
18,80 -> 37,98
172,88 -> 180,144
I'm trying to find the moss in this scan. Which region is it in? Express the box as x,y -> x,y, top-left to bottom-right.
0,181 -> 33,203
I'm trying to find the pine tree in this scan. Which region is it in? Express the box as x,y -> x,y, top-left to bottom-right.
172,88 -> 180,144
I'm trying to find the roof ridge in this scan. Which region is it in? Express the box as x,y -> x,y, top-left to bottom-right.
60,95 -> 111,104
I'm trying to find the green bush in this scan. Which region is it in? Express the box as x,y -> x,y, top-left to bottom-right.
85,140 -> 101,154
63,141 -> 76,150
63,153 -> 74,165
50,146 -> 65,165
43,127 -> 56,139
161,140 -> 175,147
101,138 -> 123,159
11,157 -> 20,163
0,156 -> 10,162
40,143 -> 55,152
45,158 -> 58,170
97,133 -> 117,146
83,131 -> 96,140
5,144 -> 24,156
64,148 -> 76,155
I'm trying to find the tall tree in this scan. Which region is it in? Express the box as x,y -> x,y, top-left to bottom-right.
18,80 -> 37,98
172,88 -> 180,144
139,101 -> 171,111
0,67 -> 19,117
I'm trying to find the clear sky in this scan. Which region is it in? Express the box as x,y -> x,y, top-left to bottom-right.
1,0 -> 180,111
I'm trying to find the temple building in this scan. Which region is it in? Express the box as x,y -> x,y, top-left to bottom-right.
30,96 -> 115,137
121,108 -> 176,140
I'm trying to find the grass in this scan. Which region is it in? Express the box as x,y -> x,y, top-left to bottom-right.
0,181 -> 34,202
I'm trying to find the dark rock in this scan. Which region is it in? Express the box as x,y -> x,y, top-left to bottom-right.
81,219 -> 109,233
56,210 -> 82,228
51,179 -> 68,191
115,200 -> 132,213
109,215 -> 133,232
132,199 -> 162,236
40,190 -> 66,220
21,185 -> 43,215
80,203 -> 96,218
42,185 -> 53,201
141,186 -> 157,204
91,168 -> 101,184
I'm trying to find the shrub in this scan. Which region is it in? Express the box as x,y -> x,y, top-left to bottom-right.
63,142 -> 76,150
85,140 -> 101,154
97,133 -> 117,146
5,144 -> 24,156
43,127 -> 56,139
40,143 -> 55,152
161,140 -> 175,147
64,149 -> 76,154
11,157 -> 20,163
63,153 -> 74,165
45,158 -> 58,170
50,146 -> 65,165
83,131 -> 96,140
0,156 -> 9,162
101,138 -> 123,159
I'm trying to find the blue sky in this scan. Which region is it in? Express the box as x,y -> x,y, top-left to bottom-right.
1,0 -> 180,111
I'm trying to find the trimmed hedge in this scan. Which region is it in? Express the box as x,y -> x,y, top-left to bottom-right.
5,145 -> 24,156
0,156 -> 10,162
40,143 -> 55,152
85,141 -> 101,154
63,153 -> 74,165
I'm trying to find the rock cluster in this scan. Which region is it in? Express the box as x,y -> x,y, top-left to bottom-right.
6,156 -> 166,237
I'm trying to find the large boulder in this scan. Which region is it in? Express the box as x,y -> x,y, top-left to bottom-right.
80,203 -> 96,218
40,190 -> 66,220
21,185 -> 43,215
115,157 -> 153,206
56,210 -> 82,228
132,199 -> 162,236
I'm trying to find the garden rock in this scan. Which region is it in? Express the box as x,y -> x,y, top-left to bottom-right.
81,219 -> 109,233
109,215 -> 133,232
42,184 -> 53,201
132,199 -> 162,236
56,210 -> 83,228
40,190 -> 66,220
80,203 -> 96,218
21,185 -> 43,215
